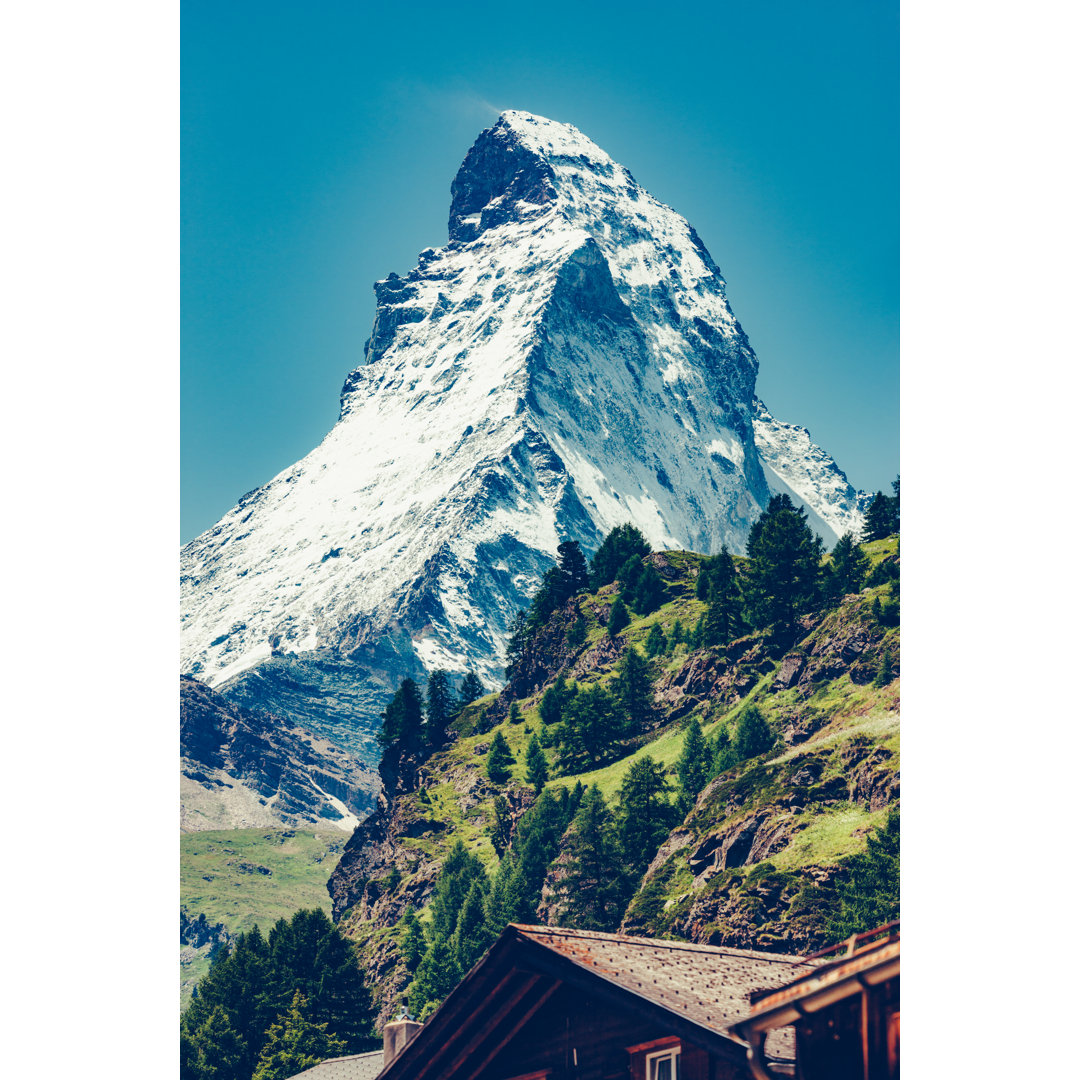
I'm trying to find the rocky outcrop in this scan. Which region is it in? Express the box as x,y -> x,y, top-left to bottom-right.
180,675 -> 379,831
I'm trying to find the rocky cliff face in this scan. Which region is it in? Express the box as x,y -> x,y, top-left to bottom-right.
180,111 -> 865,760
180,675 -> 379,831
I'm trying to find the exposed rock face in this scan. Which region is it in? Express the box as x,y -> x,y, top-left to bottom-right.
180,675 -> 379,831
180,110 -> 866,760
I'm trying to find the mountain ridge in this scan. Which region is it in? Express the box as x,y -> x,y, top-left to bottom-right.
180,110 -> 867,758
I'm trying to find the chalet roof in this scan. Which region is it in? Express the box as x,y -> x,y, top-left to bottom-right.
288,1051 -> 384,1080
512,925 -> 816,1060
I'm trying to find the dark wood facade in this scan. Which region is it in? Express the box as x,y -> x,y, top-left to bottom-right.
734,926 -> 900,1080
378,926 -> 815,1080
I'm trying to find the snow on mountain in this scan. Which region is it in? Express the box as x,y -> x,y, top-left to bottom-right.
180,110 -> 866,760
753,400 -> 869,544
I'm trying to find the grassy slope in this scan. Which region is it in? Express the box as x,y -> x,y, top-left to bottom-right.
344,537 -> 899,956
180,828 -> 348,1008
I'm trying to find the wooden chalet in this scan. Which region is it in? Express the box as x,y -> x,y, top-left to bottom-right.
732,924 -> 900,1080
375,924 -> 822,1080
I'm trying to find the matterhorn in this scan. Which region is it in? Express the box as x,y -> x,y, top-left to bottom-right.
180,111 -> 867,762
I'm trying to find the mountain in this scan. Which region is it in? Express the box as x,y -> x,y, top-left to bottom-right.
180,110 -> 866,760
180,675 -> 379,831
325,537 -> 900,1024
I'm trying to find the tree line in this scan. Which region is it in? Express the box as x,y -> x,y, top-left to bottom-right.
180,909 -> 377,1080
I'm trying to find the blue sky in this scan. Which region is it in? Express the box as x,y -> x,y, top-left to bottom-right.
182,0 -> 898,542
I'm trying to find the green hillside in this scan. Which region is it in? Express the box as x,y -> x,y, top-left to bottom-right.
332,520 -> 900,1020
180,828 -> 348,1008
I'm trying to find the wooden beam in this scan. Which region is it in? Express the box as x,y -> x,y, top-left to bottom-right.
461,979 -> 562,1080
436,973 -> 543,1080
410,968 -> 528,1080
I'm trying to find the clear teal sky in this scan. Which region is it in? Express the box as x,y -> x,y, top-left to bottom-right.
182,0 -> 898,543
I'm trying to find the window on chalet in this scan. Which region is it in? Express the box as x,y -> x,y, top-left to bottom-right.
627,1037 -> 682,1080
645,1046 -> 680,1080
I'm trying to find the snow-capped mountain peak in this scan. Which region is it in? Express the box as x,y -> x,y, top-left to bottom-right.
180,111 -> 865,762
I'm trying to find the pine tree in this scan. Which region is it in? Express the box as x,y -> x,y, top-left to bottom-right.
741,494 -> 824,632
425,670 -> 454,745
525,734 -> 549,794
861,490 -> 899,542
486,731 -> 514,785
457,670 -> 485,709
616,755 -> 676,879
539,673 -> 572,726
626,562 -> 667,615
702,547 -> 743,646
409,934 -> 462,1020
252,992 -> 346,1080
612,646 -> 655,734
589,523 -> 651,591
824,532 -> 869,603
565,611 -> 587,650
607,597 -> 630,638
508,701 -> 523,724
555,786 -> 626,931
827,809 -> 900,939
489,794 -> 513,856
192,1006 -> 246,1080
397,907 -> 425,972
676,717 -> 712,814
379,678 -> 425,746
667,618 -> 684,654
689,613 -> 706,649
644,623 -> 666,658
557,540 -> 590,596
733,705 -> 774,761
873,647 -> 894,688
450,880 -> 493,974
558,683 -> 619,772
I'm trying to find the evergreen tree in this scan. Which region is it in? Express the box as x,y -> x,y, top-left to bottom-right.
589,523 -> 651,591
557,540 -> 590,596
457,670 -> 485,709
711,725 -> 738,775
486,730 -> 515,784
612,646 -> 655,734
616,755 -> 676,879
489,794 -> 513,857
450,880 -> 493,974
191,1006 -> 246,1080
861,489 -> 900,542
733,705 -> 774,761
555,786 -> 626,931
558,683 -> 619,772
607,597 -> 630,638
873,647 -> 895,688
565,611 -> 587,649
666,618 -> 685,654
427,841 -> 489,943
525,734 -> 549,794
508,701 -> 523,724
701,547 -> 743,647
539,672 -> 572,726
824,532 -> 869,603
379,678 -> 424,746
625,562 -> 667,615
252,992 -> 346,1080
741,494 -> 824,632
676,717 -> 712,814
425,670 -> 454,745
644,623 -> 666,658
410,934 -> 462,1020
827,809 -> 900,939
397,907 -> 425,973
504,610 -> 530,683
689,613 -> 706,649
